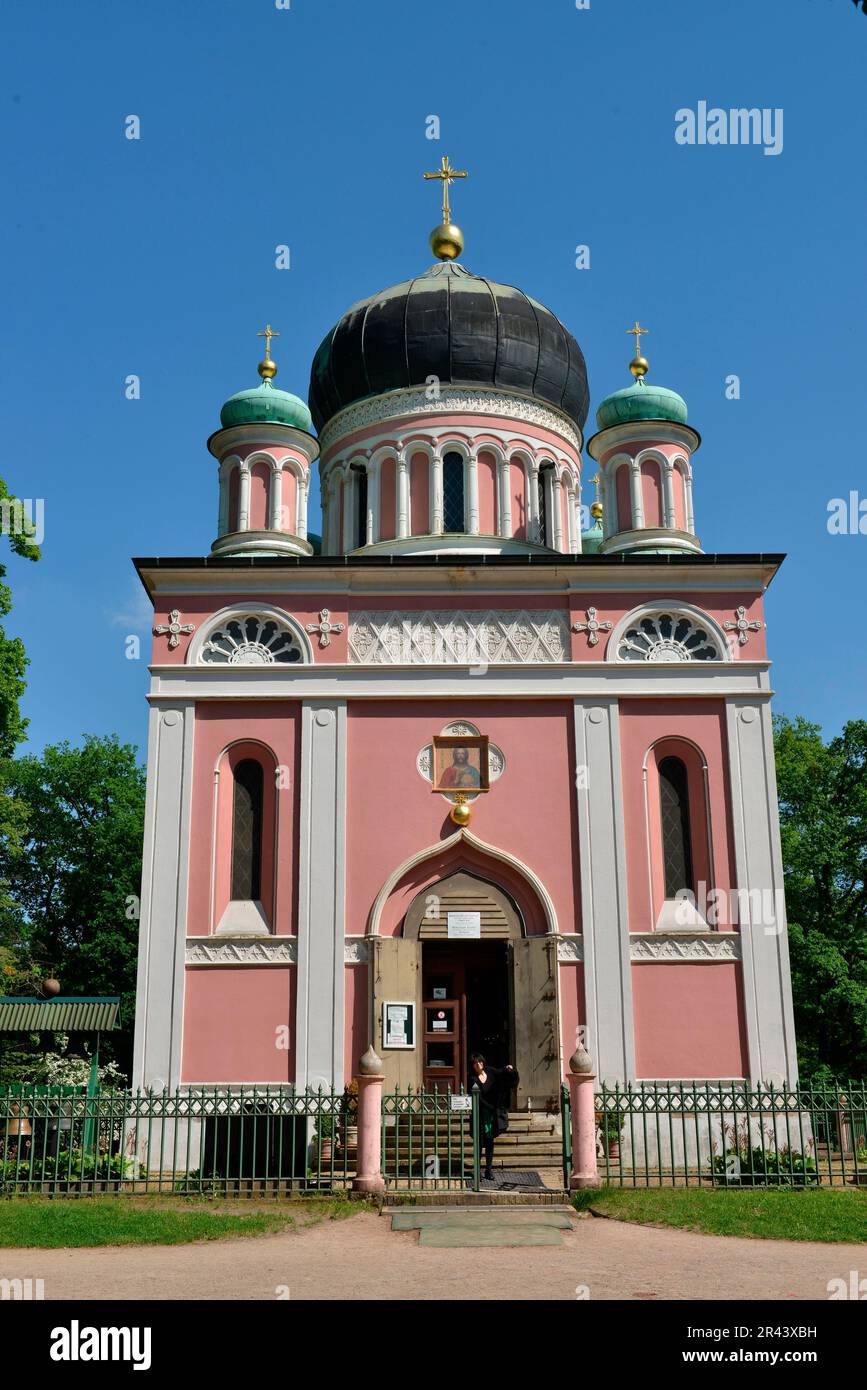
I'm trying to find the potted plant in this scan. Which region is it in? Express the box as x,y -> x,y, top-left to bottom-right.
342,1079 -> 359,1153
314,1114 -> 336,1166
597,1108 -> 624,1162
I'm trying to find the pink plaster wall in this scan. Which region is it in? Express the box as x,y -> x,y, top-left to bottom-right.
345,699 -> 581,938
182,967 -> 296,1082
615,463 -> 632,531
344,965 -> 369,1079
228,468 -> 240,532
212,740 -> 278,929
558,964 -> 586,1075
410,452 -> 429,535
618,699 -> 738,934
477,450 -> 497,534
187,702 -> 300,936
248,462 -> 270,531
632,963 -> 748,1078
510,460 -> 527,539
150,594 -> 352,664
379,458 -> 396,541
641,460 -> 664,527
564,590 -> 768,663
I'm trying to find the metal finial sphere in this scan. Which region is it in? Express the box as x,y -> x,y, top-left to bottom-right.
629,355 -> 649,379
449,797 -> 472,827
590,501 -> 603,520
258,356 -> 277,380
430,222 -> 464,261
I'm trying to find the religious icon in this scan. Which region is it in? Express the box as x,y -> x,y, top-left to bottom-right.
431,734 -> 489,793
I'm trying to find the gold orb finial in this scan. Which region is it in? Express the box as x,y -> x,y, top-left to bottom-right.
257,323 -> 280,380
627,321 -> 649,379
424,155 -> 468,260
590,501 -> 603,520
429,222 -> 464,261
449,793 -> 472,827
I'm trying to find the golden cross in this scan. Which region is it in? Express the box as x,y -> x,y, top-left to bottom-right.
423,155 -> 468,224
628,321 -> 648,357
589,473 -> 601,504
257,323 -> 280,358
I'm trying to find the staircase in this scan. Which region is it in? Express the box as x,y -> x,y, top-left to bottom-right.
493,1110 -> 563,1170
382,1109 -> 563,1175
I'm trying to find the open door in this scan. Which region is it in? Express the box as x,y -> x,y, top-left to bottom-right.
512,936 -> 560,1108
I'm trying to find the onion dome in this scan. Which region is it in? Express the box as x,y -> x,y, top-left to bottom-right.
595,377 -> 688,431
220,323 -> 313,432
308,260 -> 589,435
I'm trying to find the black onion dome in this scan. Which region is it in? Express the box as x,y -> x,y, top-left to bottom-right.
308,261 -> 589,435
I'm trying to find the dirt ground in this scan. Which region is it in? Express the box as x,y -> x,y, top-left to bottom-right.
0,1210 -> 861,1300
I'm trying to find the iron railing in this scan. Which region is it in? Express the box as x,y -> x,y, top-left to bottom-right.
0,1084 -> 358,1195
594,1080 -> 867,1188
382,1085 -> 481,1191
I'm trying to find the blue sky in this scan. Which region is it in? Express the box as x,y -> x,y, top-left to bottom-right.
2,0 -> 865,757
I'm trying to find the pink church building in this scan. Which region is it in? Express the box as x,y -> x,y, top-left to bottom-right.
132,210 -> 797,1108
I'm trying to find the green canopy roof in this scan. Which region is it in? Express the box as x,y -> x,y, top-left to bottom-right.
0,997 -> 120,1032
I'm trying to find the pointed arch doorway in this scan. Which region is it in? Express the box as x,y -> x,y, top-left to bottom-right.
396,870 -> 559,1106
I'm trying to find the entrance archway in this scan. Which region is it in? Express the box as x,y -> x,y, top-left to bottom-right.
404,871 -> 520,1093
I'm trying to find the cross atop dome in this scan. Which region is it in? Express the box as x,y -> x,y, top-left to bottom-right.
423,154 -> 468,261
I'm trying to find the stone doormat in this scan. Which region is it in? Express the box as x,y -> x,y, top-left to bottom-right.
391,1206 -> 573,1248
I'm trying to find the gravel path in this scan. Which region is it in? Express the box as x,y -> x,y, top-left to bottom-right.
0,1211 -> 860,1301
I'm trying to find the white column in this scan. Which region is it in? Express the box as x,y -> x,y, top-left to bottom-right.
564,486 -> 575,554
629,459 -> 645,530
572,699 -> 635,1083
684,469 -> 695,534
725,698 -> 799,1084
132,702 -> 195,1090
551,472 -> 564,550
238,464 -> 251,532
431,452 -> 444,535
498,456 -> 512,537
602,468 -> 616,536
467,451 -> 479,535
295,701 -> 348,1090
297,474 -> 309,540
397,450 -> 410,540
662,461 -> 676,528
269,464 -> 283,531
573,487 -> 583,553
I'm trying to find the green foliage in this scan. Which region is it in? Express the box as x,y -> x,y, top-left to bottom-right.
0,736 -> 146,1078
773,715 -> 867,1079
0,1148 -> 128,1190
711,1146 -> 818,1187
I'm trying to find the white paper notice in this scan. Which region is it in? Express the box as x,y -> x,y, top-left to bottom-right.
447,911 -> 481,938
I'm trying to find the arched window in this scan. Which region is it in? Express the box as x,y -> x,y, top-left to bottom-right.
658,756 -> 694,897
352,464 -> 368,549
442,452 -> 465,532
231,759 -> 264,900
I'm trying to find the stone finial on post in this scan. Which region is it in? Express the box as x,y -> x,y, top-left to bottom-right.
568,1045 -> 599,1190
352,1046 -> 386,1196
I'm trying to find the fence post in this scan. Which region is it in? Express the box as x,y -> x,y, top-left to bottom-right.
352,1047 -> 385,1196
567,1046 -> 599,1190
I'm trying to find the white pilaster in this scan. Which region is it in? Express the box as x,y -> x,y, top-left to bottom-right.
297,474 -> 309,540
132,702 -> 195,1089
467,452 -> 479,535
217,463 -> 230,537
342,475 -> 355,552
725,699 -> 799,1083
662,461 -> 676,528
573,699 -> 635,1083
551,472 -> 564,550
268,463 -> 283,531
295,701 -> 348,1090
684,470 -> 695,534
498,456 -> 512,537
397,451 -> 410,540
431,452 -> 443,535
370,456 -> 381,543
238,465 -> 251,532
527,461 -> 540,543
629,459 -> 645,529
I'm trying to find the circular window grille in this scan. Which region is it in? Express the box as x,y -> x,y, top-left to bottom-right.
200,616 -> 304,665
617,613 -> 721,663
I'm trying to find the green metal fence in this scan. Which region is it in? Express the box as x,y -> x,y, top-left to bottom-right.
0,1084 -> 358,1195
382,1085 -> 481,1192
594,1080 -> 867,1188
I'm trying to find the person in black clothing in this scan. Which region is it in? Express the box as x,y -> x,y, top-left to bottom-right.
470,1053 -> 519,1181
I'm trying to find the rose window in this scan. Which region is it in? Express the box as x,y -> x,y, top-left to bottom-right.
200,616 -> 304,665
616,612 -> 721,663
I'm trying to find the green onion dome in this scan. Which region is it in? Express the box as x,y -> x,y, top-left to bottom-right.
595,377 -> 688,431
220,379 -> 313,432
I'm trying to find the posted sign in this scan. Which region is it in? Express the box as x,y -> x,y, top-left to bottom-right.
382,1001 -> 415,1049
447,910 -> 481,939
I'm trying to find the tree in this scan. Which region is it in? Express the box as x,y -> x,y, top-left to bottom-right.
0,479 -> 40,908
774,715 -> 867,1080
0,736 -> 146,1077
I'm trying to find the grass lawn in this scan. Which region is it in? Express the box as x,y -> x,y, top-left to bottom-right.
0,1196 -> 360,1248
572,1185 -> 867,1243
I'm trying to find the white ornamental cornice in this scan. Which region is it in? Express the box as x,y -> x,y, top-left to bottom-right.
629,933 -> 741,962
349,609 -> 571,664
318,385 -> 583,456
186,937 -> 298,965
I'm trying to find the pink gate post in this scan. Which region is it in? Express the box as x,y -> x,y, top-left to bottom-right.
568,1046 -> 600,1189
352,1046 -> 386,1196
